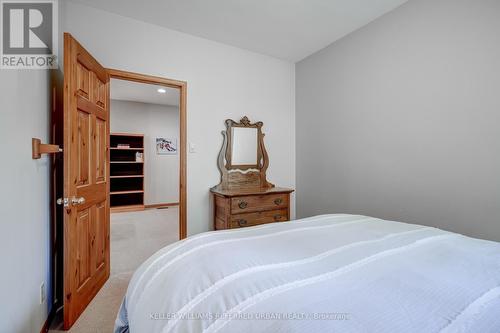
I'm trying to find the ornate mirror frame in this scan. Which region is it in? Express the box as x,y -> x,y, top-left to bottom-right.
226,116 -> 262,170
214,116 -> 274,190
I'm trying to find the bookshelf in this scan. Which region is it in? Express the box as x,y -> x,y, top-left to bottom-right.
110,133 -> 145,213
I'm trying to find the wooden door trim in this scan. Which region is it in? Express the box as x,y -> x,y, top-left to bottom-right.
107,68 -> 188,240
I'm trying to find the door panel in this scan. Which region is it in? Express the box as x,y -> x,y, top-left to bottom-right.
63,33 -> 110,329
76,209 -> 91,289
95,202 -> 106,270
94,74 -> 107,108
77,110 -> 90,186
76,62 -> 90,99
95,119 -> 106,183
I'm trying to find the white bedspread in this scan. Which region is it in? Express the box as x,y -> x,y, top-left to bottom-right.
115,214 -> 500,333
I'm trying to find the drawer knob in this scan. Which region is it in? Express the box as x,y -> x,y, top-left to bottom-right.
238,219 -> 248,227
238,201 -> 248,209
274,215 -> 282,221
274,198 -> 283,205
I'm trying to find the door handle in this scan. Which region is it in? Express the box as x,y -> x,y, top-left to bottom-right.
56,198 -> 69,208
71,197 -> 86,205
57,197 -> 85,207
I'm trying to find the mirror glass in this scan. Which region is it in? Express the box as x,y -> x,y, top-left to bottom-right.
231,127 -> 258,166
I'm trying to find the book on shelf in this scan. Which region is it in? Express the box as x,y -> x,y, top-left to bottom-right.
117,144 -> 130,149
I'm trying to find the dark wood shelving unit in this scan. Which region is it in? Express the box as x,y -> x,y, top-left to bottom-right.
110,133 -> 145,213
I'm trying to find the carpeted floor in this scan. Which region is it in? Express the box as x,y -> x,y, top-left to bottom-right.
49,207 -> 179,333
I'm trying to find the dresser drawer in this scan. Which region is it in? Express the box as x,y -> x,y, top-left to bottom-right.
230,209 -> 288,228
231,193 -> 288,214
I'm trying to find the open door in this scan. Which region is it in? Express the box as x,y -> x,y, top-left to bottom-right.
62,33 -> 110,329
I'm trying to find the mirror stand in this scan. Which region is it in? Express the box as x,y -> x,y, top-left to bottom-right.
212,116 -> 274,191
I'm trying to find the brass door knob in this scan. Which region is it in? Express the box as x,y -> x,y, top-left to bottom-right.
274,215 -> 282,221
274,198 -> 283,205
238,219 -> 248,227
238,201 -> 248,209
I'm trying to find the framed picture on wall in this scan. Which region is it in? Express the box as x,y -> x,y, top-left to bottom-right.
156,138 -> 177,155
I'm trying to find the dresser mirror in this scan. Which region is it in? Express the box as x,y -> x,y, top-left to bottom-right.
211,116 -> 294,230
213,116 -> 273,190
230,127 -> 258,167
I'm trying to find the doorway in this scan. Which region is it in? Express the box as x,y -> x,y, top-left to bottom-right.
108,76 -> 184,276
108,69 -> 187,241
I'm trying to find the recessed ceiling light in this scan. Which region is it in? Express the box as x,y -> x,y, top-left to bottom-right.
157,88 -> 167,94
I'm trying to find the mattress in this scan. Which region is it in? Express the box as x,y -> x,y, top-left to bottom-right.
115,214 -> 500,333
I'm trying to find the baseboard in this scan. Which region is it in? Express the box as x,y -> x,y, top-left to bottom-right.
145,202 -> 179,209
40,307 -> 57,333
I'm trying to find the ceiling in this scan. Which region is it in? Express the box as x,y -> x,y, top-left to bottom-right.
110,79 -> 180,106
72,0 -> 409,62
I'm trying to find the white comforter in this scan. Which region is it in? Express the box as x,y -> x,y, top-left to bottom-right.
115,214 -> 500,333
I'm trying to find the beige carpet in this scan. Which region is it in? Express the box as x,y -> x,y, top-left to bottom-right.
50,207 -> 179,333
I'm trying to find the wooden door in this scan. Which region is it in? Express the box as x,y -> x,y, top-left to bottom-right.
63,33 -> 110,329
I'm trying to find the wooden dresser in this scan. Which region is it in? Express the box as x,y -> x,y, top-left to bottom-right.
211,187 -> 294,230
211,116 -> 294,230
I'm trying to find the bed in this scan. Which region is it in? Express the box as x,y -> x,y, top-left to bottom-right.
114,214 -> 500,333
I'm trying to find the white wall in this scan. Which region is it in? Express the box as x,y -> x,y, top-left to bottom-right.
0,71 -> 51,331
296,0 -> 500,241
62,1 -> 296,235
111,100 -> 180,205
